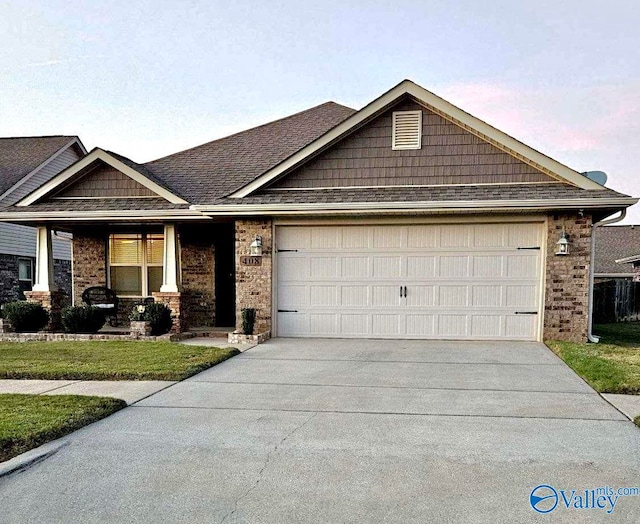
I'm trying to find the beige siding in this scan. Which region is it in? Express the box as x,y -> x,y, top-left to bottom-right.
54,165 -> 156,198
271,99 -> 555,189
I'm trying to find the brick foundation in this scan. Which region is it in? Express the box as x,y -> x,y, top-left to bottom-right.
543,212 -> 592,342
152,292 -> 186,333
235,220 -> 272,335
23,290 -> 67,332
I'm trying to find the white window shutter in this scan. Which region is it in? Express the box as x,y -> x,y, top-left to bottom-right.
392,110 -> 422,150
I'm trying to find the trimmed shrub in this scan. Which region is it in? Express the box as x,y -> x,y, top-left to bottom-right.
130,303 -> 173,336
61,305 -> 106,334
2,302 -> 49,332
242,308 -> 256,335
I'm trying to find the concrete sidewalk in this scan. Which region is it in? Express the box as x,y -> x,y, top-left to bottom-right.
603,393 -> 640,421
0,379 -> 175,405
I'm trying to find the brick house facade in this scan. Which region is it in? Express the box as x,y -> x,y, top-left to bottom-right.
0,81 -> 635,341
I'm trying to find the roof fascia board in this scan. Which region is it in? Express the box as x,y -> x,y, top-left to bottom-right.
16,148 -> 188,206
594,273 -> 634,277
231,80 -> 602,198
193,196 -> 638,216
0,137 -> 86,203
0,210 -> 205,221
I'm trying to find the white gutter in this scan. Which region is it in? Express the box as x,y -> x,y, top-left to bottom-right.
193,197 -> 638,216
588,209 -> 627,343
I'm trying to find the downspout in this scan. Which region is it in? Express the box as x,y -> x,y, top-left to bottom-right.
588,209 -> 627,342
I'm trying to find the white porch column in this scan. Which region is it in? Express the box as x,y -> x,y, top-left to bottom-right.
32,226 -> 58,292
160,224 -> 181,292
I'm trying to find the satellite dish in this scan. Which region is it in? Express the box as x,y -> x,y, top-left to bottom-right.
582,171 -> 608,186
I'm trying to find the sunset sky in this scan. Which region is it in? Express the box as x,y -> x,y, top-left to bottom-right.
1,1 -> 638,220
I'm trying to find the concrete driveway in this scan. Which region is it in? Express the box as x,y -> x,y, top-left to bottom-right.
1,339 -> 639,523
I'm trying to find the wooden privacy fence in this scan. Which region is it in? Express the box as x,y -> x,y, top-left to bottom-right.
594,280 -> 640,323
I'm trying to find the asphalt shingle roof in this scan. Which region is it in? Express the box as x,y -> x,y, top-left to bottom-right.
595,225 -> 640,275
218,184 -> 627,205
0,136 -> 76,195
145,102 -> 356,204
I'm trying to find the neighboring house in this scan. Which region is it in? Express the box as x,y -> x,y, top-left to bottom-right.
594,225 -> 640,281
0,80 -> 636,342
615,255 -> 640,282
0,136 -> 87,304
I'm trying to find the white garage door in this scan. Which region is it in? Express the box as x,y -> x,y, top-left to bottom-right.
276,223 -> 544,340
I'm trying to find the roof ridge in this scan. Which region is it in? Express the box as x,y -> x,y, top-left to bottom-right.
0,135 -> 77,140
146,101 -> 355,165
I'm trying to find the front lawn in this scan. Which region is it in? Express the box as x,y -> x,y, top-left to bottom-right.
0,341 -> 239,381
0,394 -> 126,462
546,322 -> 640,394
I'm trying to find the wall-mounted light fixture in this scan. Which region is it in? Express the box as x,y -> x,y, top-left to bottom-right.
250,235 -> 263,257
555,229 -> 569,255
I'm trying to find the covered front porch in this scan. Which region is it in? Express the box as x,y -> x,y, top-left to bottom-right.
19,219 -> 272,336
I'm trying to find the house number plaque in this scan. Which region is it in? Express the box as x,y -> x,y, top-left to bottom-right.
241,256 -> 262,266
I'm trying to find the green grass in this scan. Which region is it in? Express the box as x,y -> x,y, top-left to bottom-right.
546,322 -> 640,394
635,416 -> 640,428
0,341 -> 240,381
0,394 -> 126,462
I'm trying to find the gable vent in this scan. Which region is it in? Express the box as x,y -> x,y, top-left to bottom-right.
392,110 -> 422,150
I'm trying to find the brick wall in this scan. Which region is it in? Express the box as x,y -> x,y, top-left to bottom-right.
72,230 -> 107,305
543,212 -> 592,342
181,236 -> 215,327
235,219 -> 272,334
0,254 -> 70,304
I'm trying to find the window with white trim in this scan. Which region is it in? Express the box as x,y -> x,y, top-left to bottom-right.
17,258 -> 33,294
392,110 -> 422,150
108,234 -> 164,297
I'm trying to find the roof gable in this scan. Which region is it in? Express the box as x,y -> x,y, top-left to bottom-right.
17,149 -> 188,206
269,97 -> 558,190
231,80 -> 604,198
0,136 -> 86,197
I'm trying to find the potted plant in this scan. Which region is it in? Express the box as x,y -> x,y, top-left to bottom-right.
129,304 -> 151,337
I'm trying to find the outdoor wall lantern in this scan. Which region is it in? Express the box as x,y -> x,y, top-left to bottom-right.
250,235 -> 263,257
555,229 -> 569,256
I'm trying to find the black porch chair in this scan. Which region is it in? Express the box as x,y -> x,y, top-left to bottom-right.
81,286 -> 119,327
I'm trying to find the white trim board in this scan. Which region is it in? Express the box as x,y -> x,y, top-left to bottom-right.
17,148 -> 188,206
230,79 -> 605,198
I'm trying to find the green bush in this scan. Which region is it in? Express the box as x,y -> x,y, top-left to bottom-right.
2,302 -> 49,332
242,308 -> 256,335
130,303 -> 173,336
61,306 -> 106,334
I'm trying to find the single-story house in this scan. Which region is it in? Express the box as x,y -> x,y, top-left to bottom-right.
0,136 -> 86,304
0,80 -> 636,342
594,225 -> 640,281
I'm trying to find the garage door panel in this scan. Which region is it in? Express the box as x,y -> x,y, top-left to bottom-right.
341,257 -> 369,278
471,315 -> 502,337
438,256 -> 469,278
471,285 -> 502,307
276,223 -> 542,340
372,314 -> 402,336
373,256 -> 403,278
407,256 -> 436,278
472,255 -> 504,278
341,314 -> 369,335
407,227 -> 437,248
309,286 -> 338,307
372,285 -> 402,307
341,286 -> 369,307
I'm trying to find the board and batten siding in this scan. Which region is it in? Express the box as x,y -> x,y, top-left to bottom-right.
0,223 -> 71,260
53,165 -> 156,198
271,99 -> 556,189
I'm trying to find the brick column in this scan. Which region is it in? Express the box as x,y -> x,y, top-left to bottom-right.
543,212 -> 592,342
152,292 -> 187,333
235,219 -> 272,335
24,290 -> 67,332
